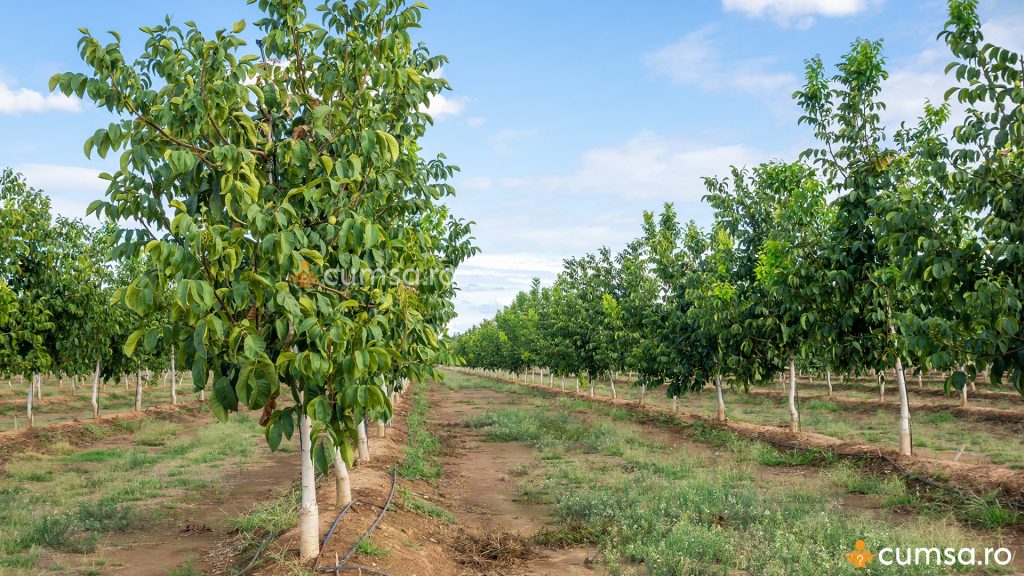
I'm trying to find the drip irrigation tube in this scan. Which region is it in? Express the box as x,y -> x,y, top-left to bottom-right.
231,471 -> 329,576
316,466 -> 399,574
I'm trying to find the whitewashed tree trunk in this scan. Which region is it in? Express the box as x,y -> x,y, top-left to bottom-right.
918,370 -> 923,389
589,375 -> 595,398
894,357 -> 912,456
170,346 -> 177,405
788,358 -> 800,433
639,383 -> 646,406
27,375 -> 36,428
298,389 -> 320,562
135,370 -> 143,411
960,384 -> 968,408
671,395 -> 678,412
333,444 -> 352,507
609,373 -> 617,399
574,375 -> 579,393
71,375 -> 78,396
715,374 -> 726,422
878,372 -> 885,403
92,359 -> 100,419
826,370 -> 833,398
357,419 -> 370,461
376,419 -> 386,438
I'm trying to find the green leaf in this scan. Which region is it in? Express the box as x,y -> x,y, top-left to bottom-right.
375,130 -> 399,162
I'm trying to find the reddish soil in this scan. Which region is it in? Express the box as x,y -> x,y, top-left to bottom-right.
256,384 -> 602,576
95,446 -> 297,576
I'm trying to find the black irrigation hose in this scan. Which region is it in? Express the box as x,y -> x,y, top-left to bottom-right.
231,530 -> 280,576
327,565 -> 396,576
321,497 -> 360,549
316,466 -> 399,574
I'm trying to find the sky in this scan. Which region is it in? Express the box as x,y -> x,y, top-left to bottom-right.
2,0 -> 1023,333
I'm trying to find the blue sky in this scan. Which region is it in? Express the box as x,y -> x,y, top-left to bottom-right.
2,0 -> 1022,332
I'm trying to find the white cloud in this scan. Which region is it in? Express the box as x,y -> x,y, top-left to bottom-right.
645,26 -> 795,94
450,252 -> 564,332
500,131 -> 770,202
878,15 -> 1024,130
458,176 -> 493,192
15,163 -> 106,220
489,128 -> 538,154
466,116 -> 487,128
421,93 -> 467,120
0,81 -> 81,115
419,66 -> 468,121
722,0 -> 874,28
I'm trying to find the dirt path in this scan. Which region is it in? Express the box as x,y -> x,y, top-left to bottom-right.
429,386 -> 600,575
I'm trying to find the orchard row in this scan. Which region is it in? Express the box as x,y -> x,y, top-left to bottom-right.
453,0 -> 1024,459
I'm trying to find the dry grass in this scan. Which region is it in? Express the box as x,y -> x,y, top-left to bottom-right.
447,528 -> 534,573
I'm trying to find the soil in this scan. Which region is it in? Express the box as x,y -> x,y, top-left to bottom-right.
453,369 -> 1024,503
255,385 -> 602,576
96,450 -> 297,576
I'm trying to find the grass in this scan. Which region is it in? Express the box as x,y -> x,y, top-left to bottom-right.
449,369 -> 1024,469
0,412 -> 270,567
397,486 -> 457,523
232,483 -> 301,548
398,384 -> 443,481
443,371 -> 1009,576
355,538 -> 389,557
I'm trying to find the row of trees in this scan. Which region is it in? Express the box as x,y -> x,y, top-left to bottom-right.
42,0 -> 476,562
454,0 -> 1023,459
1,169 -> 178,424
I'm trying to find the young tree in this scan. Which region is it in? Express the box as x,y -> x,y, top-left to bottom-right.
0,169 -> 57,426
56,0 -> 470,561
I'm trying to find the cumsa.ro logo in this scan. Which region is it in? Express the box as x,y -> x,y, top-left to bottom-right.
844,539 -> 1013,569
846,539 -> 876,568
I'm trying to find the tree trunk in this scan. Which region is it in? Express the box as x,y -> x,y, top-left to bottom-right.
376,419 -> 386,438
575,375 -> 579,393
918,370 -> 923,389
788,358 -> 800,433
92,359 -> 100,419
298,391 -> 320,562
826,370 -> 833,398
878,372 -> 885,403
715,374 -> 727,422
960,384 -> 968,408
671,395 -> 678,412
72,375 -> 78,396
639,383 -> 646,406
27,374 -> 35,428
170,346 -> 177,405
609,374 -> 617,399
589,375 -> 595,398
135,370 -> 143,411
333,444 -> 352,508
357,419 -> 370,462
894,357 -> 912,456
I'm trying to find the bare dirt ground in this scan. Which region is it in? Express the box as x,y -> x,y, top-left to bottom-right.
256,384 -> 602,576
